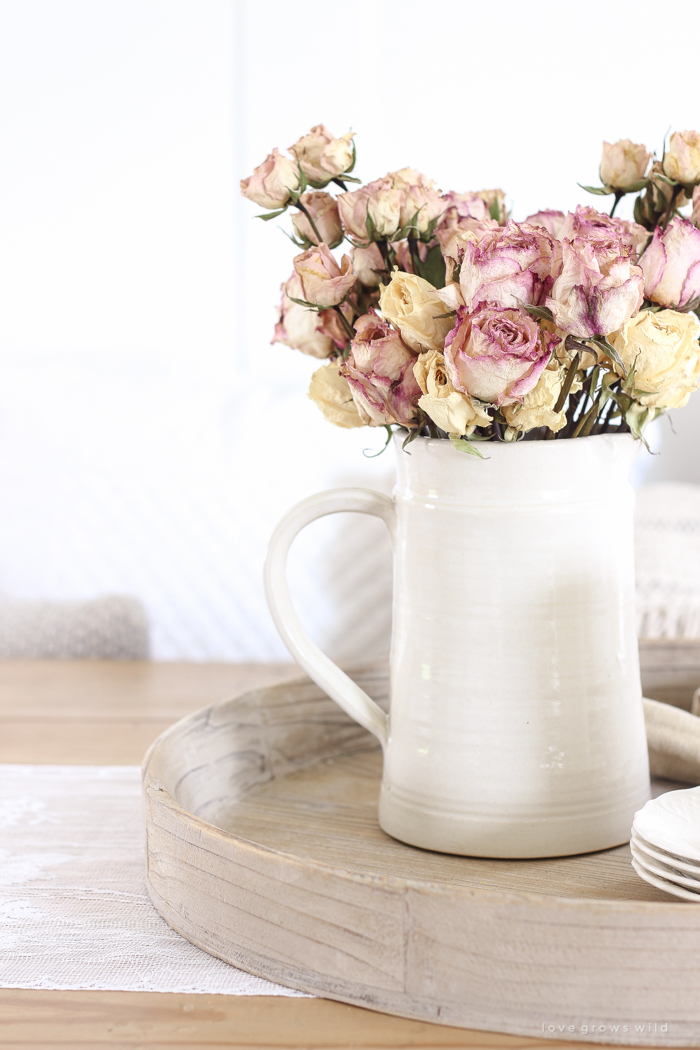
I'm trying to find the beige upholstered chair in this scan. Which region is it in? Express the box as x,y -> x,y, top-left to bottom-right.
0,595 -> 150,659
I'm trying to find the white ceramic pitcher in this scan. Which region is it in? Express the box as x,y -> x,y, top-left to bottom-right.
264,433 -> 651,858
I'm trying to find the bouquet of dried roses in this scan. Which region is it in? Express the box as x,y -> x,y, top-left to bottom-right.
241,126 -> 700,455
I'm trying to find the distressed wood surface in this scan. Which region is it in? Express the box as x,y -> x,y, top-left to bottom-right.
144,666 -> 700,1048
0,989 -> 595,1049
0,659 -> 294,763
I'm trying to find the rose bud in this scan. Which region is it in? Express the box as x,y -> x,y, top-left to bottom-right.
308,363 -> 365,428
439,191 -> 490,224
384,169 -> 445,235
608,309 -> 700,408
558,205 -> 648,256
291,192 -> 343,248
436,219 -> 499,265
379,271 -> 454,352
663,130 -> 700,186
414,349 -> 490,435
599,139 -> 652,190
459,221 -> 560,312
640,218 -> 700,309
316,302 -> 356,350
351,243 -> 386,288
240,148 -> 301,210
340,313 -> 422,427
293,244 -> 357,309
443,305 -> 554,406
523,210 -> 566,238
546,238 -> 644,338
272,274 -> 335,359
289,125 -> 355,185
475,188 -> 508,224
337,179 -> 403,241
387,168 -> 436,191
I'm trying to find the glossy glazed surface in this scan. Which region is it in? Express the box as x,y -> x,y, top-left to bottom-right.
265,434 -> 651,857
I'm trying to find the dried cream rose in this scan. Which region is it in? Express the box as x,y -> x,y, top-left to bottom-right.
599,139 -> 652,190
663,131 -> 700,186
502,365 -> 569,433
414,350 -> 490,435
379,271 -> 453,352
290,125 -> 355,185
608,309 -> 700,408
308,363 -> 365,428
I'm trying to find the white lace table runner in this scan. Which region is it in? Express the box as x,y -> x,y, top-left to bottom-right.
0,764 -> 309,995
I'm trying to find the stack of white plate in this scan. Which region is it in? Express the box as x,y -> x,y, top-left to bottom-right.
631,786 -> 700,902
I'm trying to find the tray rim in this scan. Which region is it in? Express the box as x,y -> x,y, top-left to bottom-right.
142,669 -> 700,1046
142,675 -> 692,915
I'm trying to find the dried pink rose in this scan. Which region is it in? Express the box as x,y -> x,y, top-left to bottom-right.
337,178 -> 403,241
240,148 -> 301,210
523,210 -> 566,238
387,168 -> 436,191
546,238 -> 644,338
292,192 -> 343,248
293,244 -> 357,309
439,191 -> 490,224
351,243 -> 386,287
458,221 -> 560,311
436,220 -> 499,265
640,217 -> 700,309
272,274 -> 334,359
443,305 -> 554,406
558,205 -> 648,257
289,125 -> 355,185
383,170 -> 445,235
340,312 -> 422,426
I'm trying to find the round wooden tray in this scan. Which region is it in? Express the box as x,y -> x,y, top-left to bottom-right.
143,667 -> 700,1046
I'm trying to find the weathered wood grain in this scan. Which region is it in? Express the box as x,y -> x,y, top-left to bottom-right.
143,667 -> 700,1047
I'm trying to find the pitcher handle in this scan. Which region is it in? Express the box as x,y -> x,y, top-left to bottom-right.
264,488 -> 396,749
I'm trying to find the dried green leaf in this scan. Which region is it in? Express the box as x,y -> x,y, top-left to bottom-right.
592,336 -> 628,378
522,304 -> 554,322
287,295 -> 319,311
578,184 -> 614,196
449,434 -> 486,459
257,208 -> 288,221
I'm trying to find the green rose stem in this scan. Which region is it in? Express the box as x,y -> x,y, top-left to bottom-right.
293,199 -> 323,244
332,304 -> 355,341
660,184 -> 684,231
375,240 -> 392,283
573,393 -> 603,438
609,190 -> 625,218
552,352 -> 581,414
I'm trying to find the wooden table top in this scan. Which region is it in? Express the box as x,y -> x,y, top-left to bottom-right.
0,660 -> 644,1049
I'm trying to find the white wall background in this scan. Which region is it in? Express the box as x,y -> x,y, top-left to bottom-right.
0,0 -> 697,660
